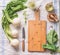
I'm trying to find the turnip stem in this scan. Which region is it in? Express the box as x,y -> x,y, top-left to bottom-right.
6,34 -> 12,42
3,10 -> 13,23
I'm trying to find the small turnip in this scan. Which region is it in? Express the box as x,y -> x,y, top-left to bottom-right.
10,39 -> 19,48
6,35 -> 19,48
12,18 -> 21,28
7,27 -> 19,38
3,10 -> 21,28
11,29 -> 19,38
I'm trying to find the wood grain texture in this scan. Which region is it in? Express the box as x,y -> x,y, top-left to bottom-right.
28,20 -> 47,52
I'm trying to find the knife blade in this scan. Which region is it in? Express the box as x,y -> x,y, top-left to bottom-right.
22,27 -> 25,39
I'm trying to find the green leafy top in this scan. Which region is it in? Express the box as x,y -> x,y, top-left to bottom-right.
43,29 -> 59,53
2,0 -> 27,40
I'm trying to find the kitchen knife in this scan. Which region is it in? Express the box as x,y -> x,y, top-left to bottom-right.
22,27 -> 25,52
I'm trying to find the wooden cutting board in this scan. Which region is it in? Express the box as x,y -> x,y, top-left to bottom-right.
28,9 -> 47,52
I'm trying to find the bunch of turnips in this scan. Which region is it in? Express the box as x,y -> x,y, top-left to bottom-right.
2,0 -> 27,48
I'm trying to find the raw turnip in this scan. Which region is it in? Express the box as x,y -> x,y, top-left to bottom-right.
12,18 -> 21,28
10,39 -> 19,48
4,10 -> 21,28
6,28 -> 19,38
11,29 -> 19,38
6,35 -> 19,48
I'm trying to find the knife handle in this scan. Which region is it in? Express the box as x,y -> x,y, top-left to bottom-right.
22,40 -> 25,52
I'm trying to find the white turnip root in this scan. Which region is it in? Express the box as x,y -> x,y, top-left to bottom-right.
10,39 -> 19,48
9,24 -> 19,38
7,35 -> 19,48
12,18 -> 21,28
11,29 -> 19,38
